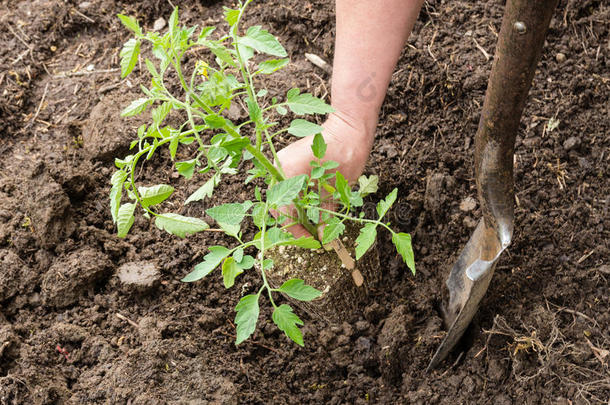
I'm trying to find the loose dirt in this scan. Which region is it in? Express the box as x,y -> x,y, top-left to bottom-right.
0,0 -> 608,403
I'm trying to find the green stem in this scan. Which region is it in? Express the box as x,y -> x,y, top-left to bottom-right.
306,205 -> 395,234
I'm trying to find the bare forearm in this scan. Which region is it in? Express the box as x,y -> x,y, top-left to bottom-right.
332,0 -> 423,136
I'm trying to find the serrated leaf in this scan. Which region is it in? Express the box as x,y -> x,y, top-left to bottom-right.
335,172 -> 350,206
392,232 -> 415,275
238,25 -> 287,57
257,58 -> 289,74
286,88 -> 334,115
204,114 -> 226,128
118,14 -> 141,35
222,257 -> 243,288
176,159 -> 197,179
117,203 -> 136,238
155,213 -> 209,238
311,166 -> 324,180
251,202 -> 267,228
266,175 -> 307,208
185,173 -> 220,204
121,97 -> 150,117
307,206 -> 319,224
207,42 -> 237,67
322,160 -> 340,170
311,133 -> 327,159
138,184 -> 174,208
110,170 -> 128,223
358,175 -> 379,196
119,38 -> 140,78
355,223 -> 377,260
272,304 -> 304,346
198,26 -> 215,41
152,102 -> 171,126
287,119 -> 323,138
207,201 -> 252,225
168,7 -> 179,38
223,7 -> 239,26
278,279 -> 322,301
321,217 -> 345,244
235,294 -> 260,345
182,246 -> 231,282
377,188 -> 397,220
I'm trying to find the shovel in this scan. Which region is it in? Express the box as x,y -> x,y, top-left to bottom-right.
427,0 -> 559,370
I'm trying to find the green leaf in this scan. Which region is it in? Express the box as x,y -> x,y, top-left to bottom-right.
266,175 -> 307,208
235,294 -> 260,345
275,105 -> 287,115
257,58 -> 289,74
154,213 -> 209,238
287,119 -> 323,138
237,255 -> 255,270
223,7 -> 240,26
138,184 -> 174,208
207,42 -> 237,67
222,257 -> 243,288
251,202 -> 267,228
121,97 -> 150,117
322,160 -> 340,170
238,25 -> 287,57
185,173 -> 220,204
392,232 -> 415,275
358,175 -> 379,196
277,236 -> 321,249
118,14 -> 142,35
233,248 -> 244,263
176,159 -> 197,179
207,202 -> 252,225
286,88 -> 334,115
117,203 -> 136,238
198,26 -> 215,41
335,172 -> 350,206
377,188 -> 397,220
278,279 -> 322,301
311,166 -> 324,180
110,170 -> 128,223
311,133 -> 327,159
152,102 -> 171,126
321,217 -> 345,244
272,304 -> 304,346
119,38 -> 140,78
307,206 -> 319,224
355,223 -> 377,260
182,246 -> 231,282
168,7 -> 179,38
204,114 -> 226,129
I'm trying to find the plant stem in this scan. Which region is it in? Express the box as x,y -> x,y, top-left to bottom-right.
306,205 -> 395,234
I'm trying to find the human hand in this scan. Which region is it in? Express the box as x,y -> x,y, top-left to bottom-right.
275,112 -> 375,238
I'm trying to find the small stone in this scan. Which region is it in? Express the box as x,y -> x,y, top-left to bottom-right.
118,261 -> 160,289
563,136 -> 581,151
577,157 -> 590,169
356,336 -> 371,351
555,52 -> 566,63
459,196 -> 477,212
355,320 -> 370,332
79,1 -> 92,9
463,216 -> 478,228
153,17 -> 166,32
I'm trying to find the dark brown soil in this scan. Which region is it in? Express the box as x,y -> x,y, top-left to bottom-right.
1,0 -> 608,404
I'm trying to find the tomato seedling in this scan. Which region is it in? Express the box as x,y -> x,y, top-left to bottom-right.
111,0 -> 414,346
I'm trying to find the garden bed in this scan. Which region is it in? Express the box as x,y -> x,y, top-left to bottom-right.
0,0 -> 608,403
